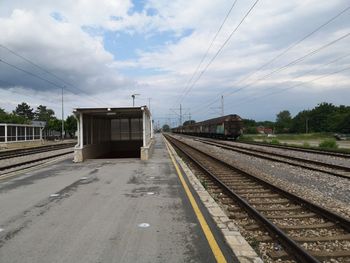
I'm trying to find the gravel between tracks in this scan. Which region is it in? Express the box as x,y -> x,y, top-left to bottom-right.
173,135 -> 350,220
230,141 -> 350,168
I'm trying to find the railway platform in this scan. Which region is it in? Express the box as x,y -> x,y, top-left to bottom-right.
0,134 -> 239,263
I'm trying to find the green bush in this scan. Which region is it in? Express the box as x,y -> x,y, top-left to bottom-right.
319,139 -> 338,149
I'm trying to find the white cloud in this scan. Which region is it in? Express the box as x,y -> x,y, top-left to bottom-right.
0,0 -> 349,123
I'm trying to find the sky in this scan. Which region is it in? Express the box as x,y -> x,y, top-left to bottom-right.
0,0 -> 349,127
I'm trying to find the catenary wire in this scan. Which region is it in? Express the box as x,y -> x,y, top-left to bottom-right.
174,0 -> 238,106
179,0 -> 260,104
0,57 -> 103,107
189,5 -> 350,114
191,31 -> 350,116
0,44 -> 109,106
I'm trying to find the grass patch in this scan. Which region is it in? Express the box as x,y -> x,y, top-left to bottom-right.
319,139 -> 338,149
303,142 -> 311,148
238,135 -> 254,142
270,138 -> 280,145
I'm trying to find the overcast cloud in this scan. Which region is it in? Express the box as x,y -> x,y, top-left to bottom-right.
0,0 -> 349,126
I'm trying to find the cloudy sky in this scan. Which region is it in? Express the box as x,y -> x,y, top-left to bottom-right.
0,0 -> 349,126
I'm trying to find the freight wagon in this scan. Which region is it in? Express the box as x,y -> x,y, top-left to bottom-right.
172,114 -> 243,140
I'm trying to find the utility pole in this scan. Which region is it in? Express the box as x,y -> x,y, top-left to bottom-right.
180,104 -> 182,126
221,95 -> 224,116
61,86 -> 64,140
169,104 -> 190,126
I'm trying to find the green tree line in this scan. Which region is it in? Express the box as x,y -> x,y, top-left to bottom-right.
243,102 -> 350,134
0,102 -> 77,137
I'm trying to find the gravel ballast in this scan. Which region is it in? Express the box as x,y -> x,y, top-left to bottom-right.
173,135 -> 350,219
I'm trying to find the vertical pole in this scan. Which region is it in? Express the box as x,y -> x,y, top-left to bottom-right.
142,110 -> 146,147
180,104 -> 182,126
4,124 -> 7,143
61,86 -> 64,140
221,95 -> 224,116
24,126 -> 27,141
151,118 -> 154,139
15,126 -> 18,141
80,113 -> 84,148
91,116 -> 93,144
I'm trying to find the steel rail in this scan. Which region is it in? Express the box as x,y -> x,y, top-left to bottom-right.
165,134 -> 350,262
0,143 -> 75,160
237,140 -> 350,158
195,138 -> 350,179
0,150 -> 74,174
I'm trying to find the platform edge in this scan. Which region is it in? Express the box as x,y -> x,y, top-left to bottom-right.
164,136 -> 263,263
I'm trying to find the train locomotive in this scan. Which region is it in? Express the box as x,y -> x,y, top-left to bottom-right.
172,114 -> 243,140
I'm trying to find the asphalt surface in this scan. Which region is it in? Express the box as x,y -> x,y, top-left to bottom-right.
0,135 -> 234,263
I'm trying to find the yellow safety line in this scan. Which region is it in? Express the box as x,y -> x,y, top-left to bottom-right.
164,139 -> 227,263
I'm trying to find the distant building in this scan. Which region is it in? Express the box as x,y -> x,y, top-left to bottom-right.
256,126 -> 273,134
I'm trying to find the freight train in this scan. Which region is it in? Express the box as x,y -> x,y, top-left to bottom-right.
171,114 -> 243,140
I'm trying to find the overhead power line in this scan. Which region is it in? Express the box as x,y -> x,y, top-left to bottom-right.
0,44 -> 108,106
191,31 -> 350,116
0,78 -> 76,109
198,53 -> 350,117
0,57 -> 103,107
189,5 -> 350,114
179,0 -> 260,104
232,65 -> 350,109
174,0 -> 238,106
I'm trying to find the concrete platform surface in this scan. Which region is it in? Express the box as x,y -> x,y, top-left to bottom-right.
0,134 -> 233,263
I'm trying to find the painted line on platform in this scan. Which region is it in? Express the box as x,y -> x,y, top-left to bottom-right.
164,139 -> 227,263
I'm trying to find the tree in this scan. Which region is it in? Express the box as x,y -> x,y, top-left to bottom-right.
275,110 -> 292,133
35,105 -> 55,123
308,102 -> 337,132
242,119 -> 258,134
290,110 -> 310,133
162,124 -> 170,132
65,115 -> 77,138
13,102 -> 34,120
0,108 -> 27,124
47,117 -> 62,132
335,113 -> 350,133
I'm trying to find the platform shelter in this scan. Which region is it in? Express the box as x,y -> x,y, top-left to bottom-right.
0,123 -> 44,148
73,106 -> 153,162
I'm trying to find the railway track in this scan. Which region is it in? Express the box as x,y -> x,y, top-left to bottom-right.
0,142 -> 76,160
165,134 -> 350,263
193,138 -> 350,179
0,144 -> 75,178
237,140 -> 350,159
